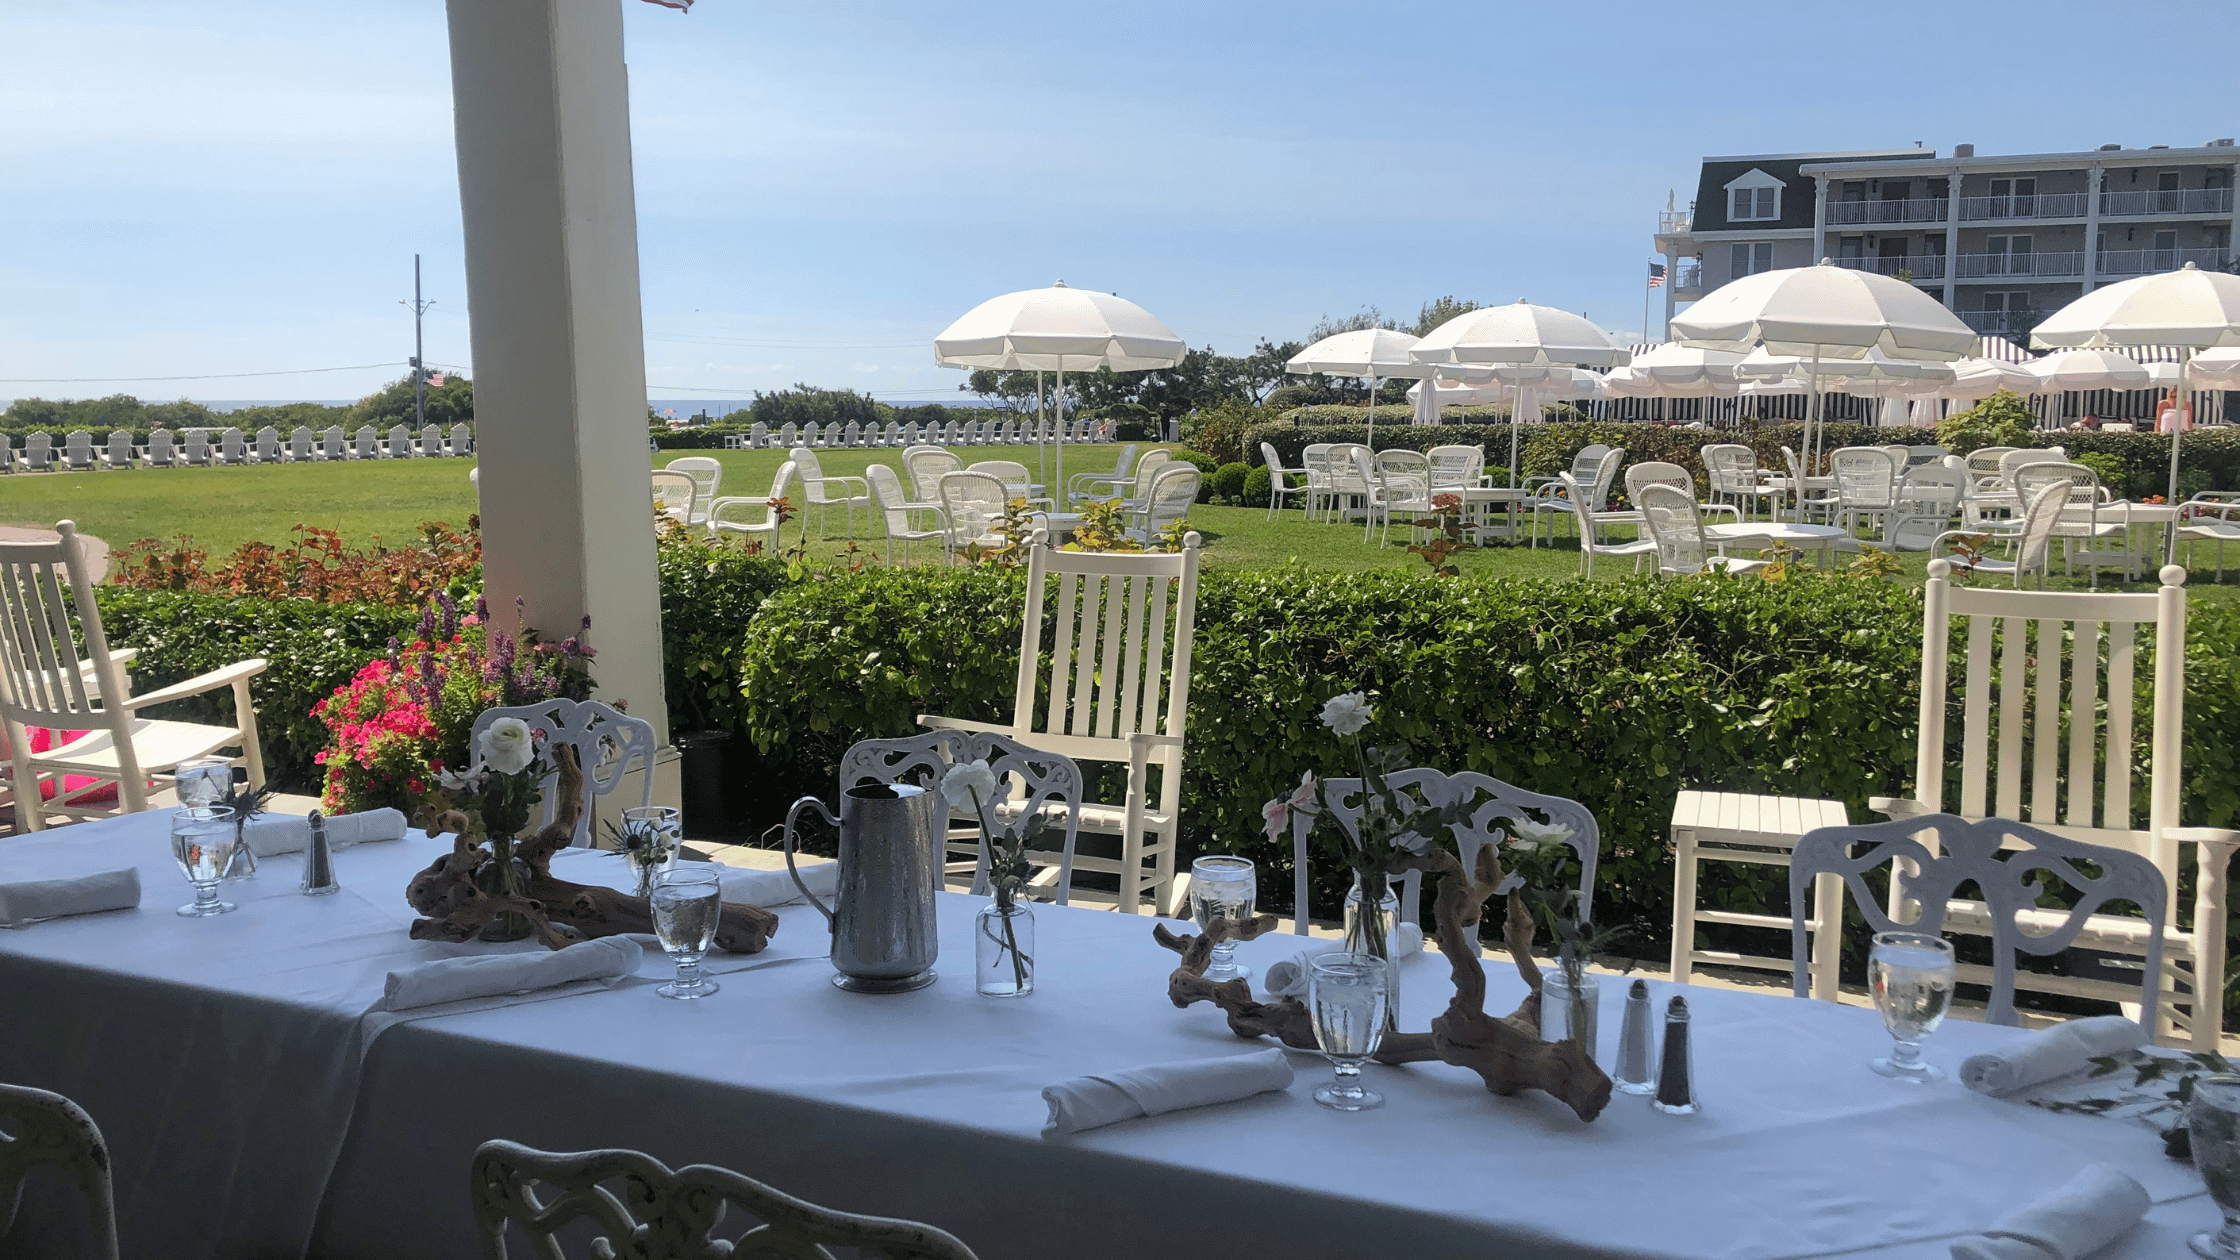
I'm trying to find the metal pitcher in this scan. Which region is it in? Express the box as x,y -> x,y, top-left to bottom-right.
783,782 -> 943,993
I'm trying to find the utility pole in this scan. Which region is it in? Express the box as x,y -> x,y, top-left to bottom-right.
400,254 -> 436,428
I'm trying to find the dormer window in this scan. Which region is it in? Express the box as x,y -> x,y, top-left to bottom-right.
1725,168 -> 1784,221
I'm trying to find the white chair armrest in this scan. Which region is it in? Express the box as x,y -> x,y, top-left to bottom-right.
1127,732 -> 1185,751
1869,795 -> 1933,819
2163,826 -> 2240,851
122,658 -> 269,711
1702,504 -> 1744,522
917,715 -> 1012,735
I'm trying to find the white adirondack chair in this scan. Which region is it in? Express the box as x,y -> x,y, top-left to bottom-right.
252,426 -> 283,464
788,447 -> 871,539
467,699 -> 656,848
319,426 -> 347,460
0,433 -> 13,472
99,430 -> 135,469
777,422 -> 798,448
801,421 -> 822,448
883,421 -> 901,446
352,426 -> 380,459
841,421 -> 861,448
61,431 -> 96,471
386,425 -> 414,459
141,430 -> 175,468
180,430 -> 212,467
748,422 -> 769,449
287,427 -> 315,462
448,423 -> 472,456
0,522 -> 268,829
420,426 -> 444,458
919,532 -> 1204,914
1869,559 -> 2239,1049
218,427 -> 249,466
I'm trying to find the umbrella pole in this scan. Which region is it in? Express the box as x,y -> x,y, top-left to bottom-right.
1366,374 -> 1377,451
1509,383 -> 1522,487
1035,370 -> 1047,494
1055,366 -> 1066,509
2167,351 -> 2190,565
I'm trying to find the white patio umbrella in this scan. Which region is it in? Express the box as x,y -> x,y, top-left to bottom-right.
1737,345 -> 1954,435
2025,348 -> 2153,433
1287,328 -> 1428,448
1409,300 -> 1630,482
1672,260 -> 1974,471
934,279 -> 1187,498
2033,263 -> 2240,530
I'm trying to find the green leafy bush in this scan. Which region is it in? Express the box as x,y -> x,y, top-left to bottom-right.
1242,464 -> 1273,508
1211,462 -> 1250,503
1936,390 -> 2035,454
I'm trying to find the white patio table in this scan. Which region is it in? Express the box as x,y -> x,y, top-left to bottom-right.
0,811 -> 2219,1260
1705,520 -> 1856,567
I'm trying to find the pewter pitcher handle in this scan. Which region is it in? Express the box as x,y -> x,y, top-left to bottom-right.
781,795 -> 839,930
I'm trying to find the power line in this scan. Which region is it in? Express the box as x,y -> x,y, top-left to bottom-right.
0,362 -> 404,384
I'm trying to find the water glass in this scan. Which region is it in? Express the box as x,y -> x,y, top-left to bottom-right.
650,864 -> 722,1000
2189,1075 -> 2240,1258
174,757 -> 231,814
1308,952 -> 1389,1112
1867,931 -> 1955,1082
1190,856 -> 1256,983
171,807 -> 239,918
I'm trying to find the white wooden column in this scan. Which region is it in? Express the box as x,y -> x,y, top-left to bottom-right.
444,0 -> 673,754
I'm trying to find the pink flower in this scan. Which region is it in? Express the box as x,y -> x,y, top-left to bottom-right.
1261,796 -> 1290,839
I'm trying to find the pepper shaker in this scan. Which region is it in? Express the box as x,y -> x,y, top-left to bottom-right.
300,810 -> 340,896
1651,994 -> 1699,1115
1613,978 -> 1657,1096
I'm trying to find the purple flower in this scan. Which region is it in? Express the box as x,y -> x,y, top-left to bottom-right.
435,592 -> 459,640
474,595 -> 489,621
416,604 -> 436,641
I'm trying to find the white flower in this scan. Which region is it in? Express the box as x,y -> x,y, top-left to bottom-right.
941,759 -> 999,815
1319,692 -> 1375,737
478,717 -> 536,776
1503,816 -> 1574,855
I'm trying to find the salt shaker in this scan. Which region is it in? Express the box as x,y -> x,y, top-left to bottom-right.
1613,978 -> 1657,1096
300,810 -> 340,897
1651,995 -> 1699,1115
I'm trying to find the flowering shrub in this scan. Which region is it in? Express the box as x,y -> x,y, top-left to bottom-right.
310,594 -> 594,815
111,520 -> 482,606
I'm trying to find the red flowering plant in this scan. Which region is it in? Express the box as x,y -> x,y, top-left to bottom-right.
310,593 -> 594,815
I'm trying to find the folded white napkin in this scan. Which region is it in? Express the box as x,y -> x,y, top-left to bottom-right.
1042,1048 -> 1293,1137
382,936 -> 641,1011
0,868 -> 141,926
1948,1164 -> 2150,1260
1959,1016 -> 2149,1097
243,808 -> 409,858
1261,924 -> 1426,998
719,860 -> 838,908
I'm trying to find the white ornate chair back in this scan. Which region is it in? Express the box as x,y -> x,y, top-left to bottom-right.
838,728 -> 1085,902
0,1084 -> 118,1260
468,699 -> 657,848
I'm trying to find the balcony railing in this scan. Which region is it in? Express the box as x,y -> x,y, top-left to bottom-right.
2100,187 -> 2234,218
1826,197 -> 1949,226
2095,247 -> 2232,276
1954,250 -> 2085,279
1957,192 -> 2089,221
1659,210 -> 1691,234
1834,254 -> 1946,280
1956,309 -> 2040,336
1672,261 -> 1704,293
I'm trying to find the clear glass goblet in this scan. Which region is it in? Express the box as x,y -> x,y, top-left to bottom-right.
1309,952 -> 1389,1112
1190,856 -> 1256,983
1868,931 -> 1955,1083
171,807 -> 239,918
651,864 -> 722,1000
174,756 -> 231,815
2188,1074 -> 2240,1258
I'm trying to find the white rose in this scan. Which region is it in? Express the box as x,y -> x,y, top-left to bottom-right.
1319,692 -> 1375,737
941,759 -> 999,815
1504,816 -> 1574,855
478,717 -> 536,776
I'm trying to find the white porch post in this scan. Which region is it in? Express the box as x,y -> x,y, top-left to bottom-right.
445,0 -> 674,750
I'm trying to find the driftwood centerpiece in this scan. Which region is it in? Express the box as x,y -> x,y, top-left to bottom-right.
404,748 -> 779,953
1154,846 -> 1612,1122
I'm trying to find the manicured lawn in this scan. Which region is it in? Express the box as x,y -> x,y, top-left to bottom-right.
7,443 -> 2234,598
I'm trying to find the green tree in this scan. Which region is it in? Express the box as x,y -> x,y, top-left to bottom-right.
1935,389 -> 2033,453
1242,338 -> 1303,404
1411,295 -> 1482,336
744,383 -> 882,429
346,373 -> 474,429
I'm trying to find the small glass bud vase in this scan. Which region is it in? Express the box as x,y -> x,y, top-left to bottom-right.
1343,871 -> 1401,1025
1542,969 -> 1601,1064
975,896 -> 1035,998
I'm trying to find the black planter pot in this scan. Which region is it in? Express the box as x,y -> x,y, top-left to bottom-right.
674,729 -> 738,839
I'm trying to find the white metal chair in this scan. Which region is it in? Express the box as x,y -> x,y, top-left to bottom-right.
837,728 -> 1085,902
1637,483 -> 1766,576
650,470 -> 699,527
2178,491 -> 2240,579
141,429 -> 175,468
865,463 -> 942,565
1870,559 -> 2239,1048
788,447 -> 872,539
934,470 -> 1012,562
1529,447 -> 1623,548
1292,768 -> 1599,936
919,532 -> 1203,914
1930,480 -> 2068,587
903,446 -> 963,505
1789,813 -> 2167,1030
1126,465 -> 1201,546
253,426 -> 283,464
287,427 -> 315,462
705,462 -> 795,548
98,430 -> 135,469
0,521 -> 268,829
449,423 -> 473,457
1261,442 -> 1309,519
1883,465 -> 1966,552
0,1084 -> 118,1260
218,427 -> 249,466
470,1140 -> 979,1260
352,426 -> 380,460
1829,446 -> 1900,536
60,431 -> 96,472
467,698 -> 656,849
1063,444 -> 1144,506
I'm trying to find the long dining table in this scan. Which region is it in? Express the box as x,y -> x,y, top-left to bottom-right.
0,809 -> 2223,1259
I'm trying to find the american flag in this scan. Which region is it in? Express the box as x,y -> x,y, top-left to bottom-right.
425,370 -> 447,388
1647,262 -> 1666,289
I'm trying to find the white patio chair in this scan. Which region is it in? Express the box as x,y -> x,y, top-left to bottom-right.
352,426 -> 380,460
1322,443 -> 1372,522
1929,480 -> 2068,587
1260,441 -> 1309,519
420,425 -> 445,458
1126,464 -> 1201,546
706,461 -> 795,548
1829,446 -> 1900,536
448,422 -> 473,456
141,429 -> 175,468
1637,482 -> 1767,576
1290,768 -> 1598,938
0,521 -> 268,829
386,425 -> 415,459
318,426 -> 346,461
2013,461 -> 2137,586
864,463 -> 942,565
1095,450 -> 1176,515
664,456 -> 723,508
1357,449 -> 1432,547
836,728 -> 1084,902
920,531 -> 1203,914
650,469 -> 699,527
788,447 -> 872,539
1426,444 -> 1488,491
60,430 -> 96,471
2177,491 -> 2240,579
1064,444 -> 1146,506
1883,465 -> 1966,552
903,446 -> 963,505
1870,559 -> 2239,1048
968,459 -> 1051,510
1557,472 -> 1658,579
469,1140 -> 981,1260
287,426 -> 315,462
1788,813 -> 2166,1031
1525,442 -> 1608,497
98,430 -> 135,469
21,432 -> 55,471
218,427 -> 249,466
467,698 -> 655,849
1779,446 -> 1839,525
1299,444 -> 1335,521
934,470 -> 1013,562
1529,447 -> 1623,548
0,1084 -> 118,1260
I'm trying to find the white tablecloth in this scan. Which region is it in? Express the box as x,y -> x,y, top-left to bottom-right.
0,813 -> 2218,1260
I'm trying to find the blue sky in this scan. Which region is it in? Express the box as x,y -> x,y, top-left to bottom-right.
2,0 -> 2234,406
